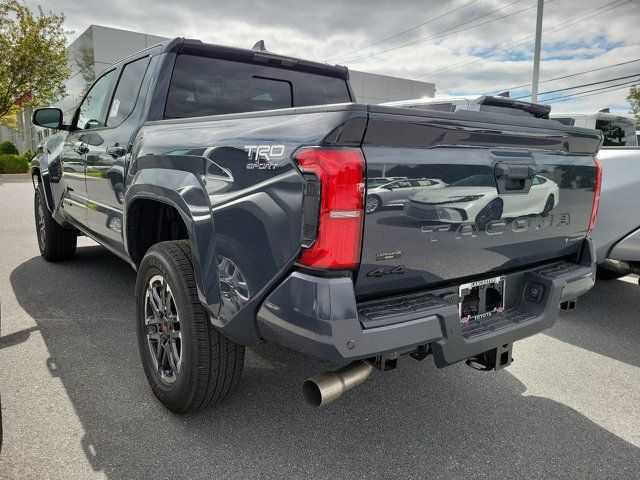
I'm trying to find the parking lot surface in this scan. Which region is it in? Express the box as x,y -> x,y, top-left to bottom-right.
0,178 -> 638,479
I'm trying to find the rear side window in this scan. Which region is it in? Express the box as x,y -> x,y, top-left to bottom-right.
595,119 -> 637,146
107,57 -> 150,127
165,54 -> 351,118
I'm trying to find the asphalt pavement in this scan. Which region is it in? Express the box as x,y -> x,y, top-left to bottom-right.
0,178 -> 638,479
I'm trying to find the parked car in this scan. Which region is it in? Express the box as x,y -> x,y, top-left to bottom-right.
550,111 -> 640,280
366,178 -> 445,213
404,174 -> 559,229
31,38 -> 601,412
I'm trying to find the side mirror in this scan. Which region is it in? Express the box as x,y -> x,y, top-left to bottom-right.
32,108 -> 67,130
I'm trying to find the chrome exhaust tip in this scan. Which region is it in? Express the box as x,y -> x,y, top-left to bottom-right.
302,360 -> 374,407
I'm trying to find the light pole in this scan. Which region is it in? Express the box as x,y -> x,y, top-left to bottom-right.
531,0 -> 544,103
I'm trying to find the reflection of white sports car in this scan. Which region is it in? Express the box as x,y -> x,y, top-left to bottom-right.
366,178 -> 445,213
404,174 -> 559,228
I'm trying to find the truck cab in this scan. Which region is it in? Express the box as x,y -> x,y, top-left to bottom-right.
550,111 -> 638,147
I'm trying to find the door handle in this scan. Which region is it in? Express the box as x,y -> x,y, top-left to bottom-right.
106,145 -> 126,158
73,142 -> 89,154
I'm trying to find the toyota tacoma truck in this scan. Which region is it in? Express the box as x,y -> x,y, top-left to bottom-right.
31,39 -> 602,412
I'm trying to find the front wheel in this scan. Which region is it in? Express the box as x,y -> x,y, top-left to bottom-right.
34,183 -> 77,261
135,240 -> 244,413
366,195 -> 381,213
541,194 -> 555,217
475,198 -> 503,231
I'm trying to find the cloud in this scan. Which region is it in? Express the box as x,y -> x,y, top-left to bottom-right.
29,0 -> 640,115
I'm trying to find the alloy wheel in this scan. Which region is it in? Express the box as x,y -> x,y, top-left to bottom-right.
37,201 -> 46,251
366,195 -> 380,213
145,274 -> 182,383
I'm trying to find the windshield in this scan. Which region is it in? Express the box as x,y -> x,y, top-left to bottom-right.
447,175 -> 496,187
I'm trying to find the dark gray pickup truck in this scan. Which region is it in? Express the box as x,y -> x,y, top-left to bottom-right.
31,38 -> 602,412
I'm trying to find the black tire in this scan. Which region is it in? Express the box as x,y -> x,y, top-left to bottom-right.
541,195 -> 555,217
475,198 -> 503,231
135,240 -> 244,413
34,183 -> 77,261
596,266 -> 628,280
366,194 -> 382,214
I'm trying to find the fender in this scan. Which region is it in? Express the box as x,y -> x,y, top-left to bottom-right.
126,153 -> 305,345
126,167 -> 222,319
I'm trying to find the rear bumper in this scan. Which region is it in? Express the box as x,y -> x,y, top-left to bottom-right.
256,239 -> 595,365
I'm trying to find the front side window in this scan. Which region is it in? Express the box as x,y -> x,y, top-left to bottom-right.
77,70 -> 116,130
412,179 -> 435,187
390,180 -> 412,189
165,54 -> 351,119
107,57 -> 150,127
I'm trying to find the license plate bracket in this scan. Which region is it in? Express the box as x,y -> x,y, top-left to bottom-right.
459,276 -> 505,324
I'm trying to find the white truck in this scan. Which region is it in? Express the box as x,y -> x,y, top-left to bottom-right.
550,110 -> 640,279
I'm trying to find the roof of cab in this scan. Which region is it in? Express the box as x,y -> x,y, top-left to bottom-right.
160,38 -> 350,80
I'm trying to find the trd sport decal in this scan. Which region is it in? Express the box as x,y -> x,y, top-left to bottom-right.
244,144 -> 285,169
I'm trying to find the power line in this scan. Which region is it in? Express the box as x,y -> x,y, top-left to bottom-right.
545,83 -> 637,104
414,0 -> 631,79
485,57 -> 640,94
513,72 -> 640,99
331,0 -> 479,61
336,0 -> 534,63
417,0 -> 629,78
544,79 -> 639,103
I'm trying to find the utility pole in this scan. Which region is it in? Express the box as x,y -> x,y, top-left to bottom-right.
531,0 -> 544,103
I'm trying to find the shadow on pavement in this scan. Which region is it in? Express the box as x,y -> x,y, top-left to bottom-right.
0,326 -> 39,350
548,276 -> 640,368
10,246 -> 640,479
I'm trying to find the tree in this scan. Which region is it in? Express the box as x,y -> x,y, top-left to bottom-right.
628,86 -> 640,127
0,1 -> 69,128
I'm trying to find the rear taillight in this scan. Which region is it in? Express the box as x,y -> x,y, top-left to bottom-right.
295,147 -> 365,269
588,156 -> 602,234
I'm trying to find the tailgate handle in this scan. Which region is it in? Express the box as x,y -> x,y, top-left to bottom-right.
494,162 -> 536,194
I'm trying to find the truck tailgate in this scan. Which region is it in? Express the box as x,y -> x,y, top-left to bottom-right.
356,107 -> 602,298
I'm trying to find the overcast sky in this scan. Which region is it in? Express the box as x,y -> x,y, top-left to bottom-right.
32,0 -> 640,115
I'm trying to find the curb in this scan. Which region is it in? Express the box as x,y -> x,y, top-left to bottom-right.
0,173 -> 31,181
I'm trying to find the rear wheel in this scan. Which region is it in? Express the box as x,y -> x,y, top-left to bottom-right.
34,183 -> 77,261
135,240 -> 244,413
